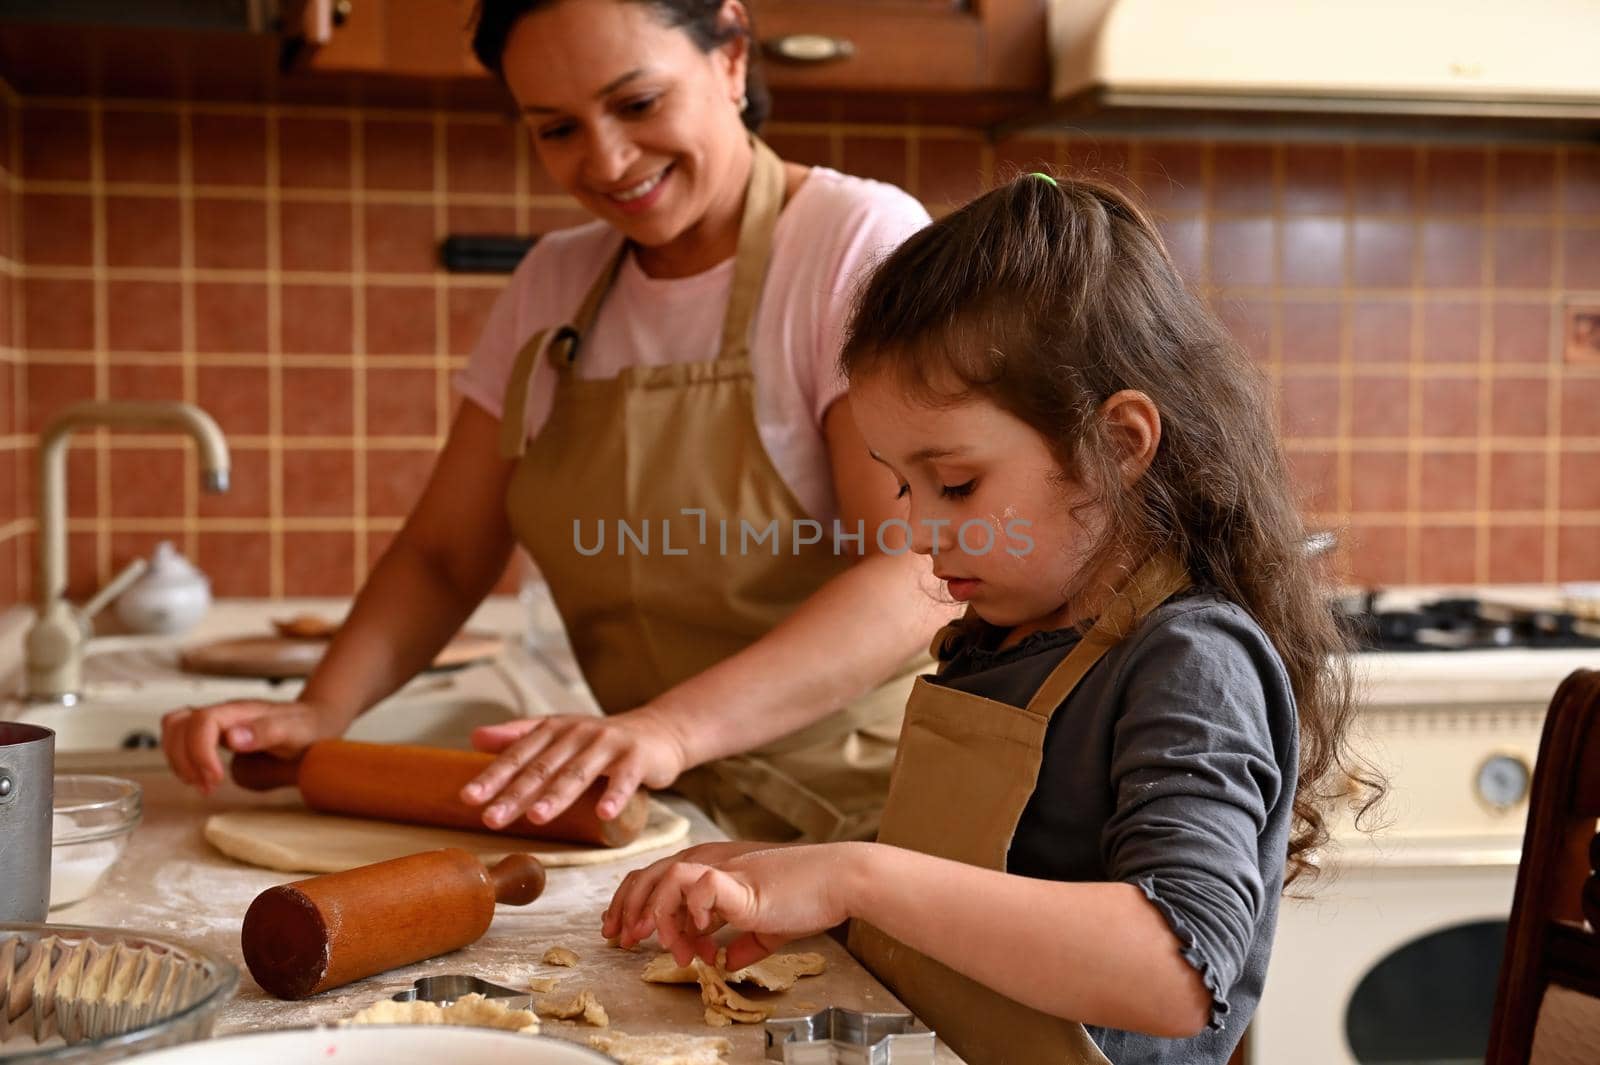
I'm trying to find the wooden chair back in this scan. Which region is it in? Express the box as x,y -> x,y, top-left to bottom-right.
1486,668 -> 1600,1064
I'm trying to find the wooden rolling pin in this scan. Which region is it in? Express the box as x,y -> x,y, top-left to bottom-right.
230,739 -> 648,847
242,848 -> 546,999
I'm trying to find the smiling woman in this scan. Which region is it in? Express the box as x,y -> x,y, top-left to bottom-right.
158,0 -> 951,846
475,0 -> 771,277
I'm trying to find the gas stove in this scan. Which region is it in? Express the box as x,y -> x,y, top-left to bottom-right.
1265,588 -> 1600,1065
1335,592 -> 1600,652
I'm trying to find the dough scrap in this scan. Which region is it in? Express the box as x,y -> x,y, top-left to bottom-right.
641,948 -> 823,1027
528,975 -> 562,994
642,950 -> 826,991
640,954 -> 696,984
538,988 -> 609,1027
204,800 -> 690,874
737,953 -> 825,991
587,1031 -> 732,1065
693,958 -> 771,1025
344,992 -> 539,1033
542,946 -> 580,967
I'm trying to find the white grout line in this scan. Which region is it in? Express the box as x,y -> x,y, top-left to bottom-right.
89,100 -> 109,587
266,108 -> 287,598
348,111 -> 367,594
178,100 -> 198,564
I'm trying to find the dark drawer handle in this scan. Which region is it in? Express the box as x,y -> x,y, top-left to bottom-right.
762,34 -> 856,64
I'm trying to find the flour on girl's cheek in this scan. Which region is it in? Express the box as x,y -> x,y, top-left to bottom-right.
988,505 -> 1031,572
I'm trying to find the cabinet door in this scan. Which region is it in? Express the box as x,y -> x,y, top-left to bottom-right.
751,0 -> 1047,94
285,0 -> 1049,97
288,0 -> 481,77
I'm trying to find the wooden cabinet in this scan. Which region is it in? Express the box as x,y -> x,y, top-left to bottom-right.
286,0 -> 1049,98
285,0 -> 481,78
752,0 -> 1048,96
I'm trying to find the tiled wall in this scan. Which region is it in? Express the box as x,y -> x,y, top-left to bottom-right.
5,95 -> 1599,604
13,98 -> 589,602
0,81 -> 19,609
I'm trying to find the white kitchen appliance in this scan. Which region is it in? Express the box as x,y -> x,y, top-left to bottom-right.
1048,0 -> 1600,122
1250,590 -> 1600,1064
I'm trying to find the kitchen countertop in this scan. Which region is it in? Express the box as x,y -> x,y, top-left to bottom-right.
10,585 -> 1598,1061
51,769 -> 963,1063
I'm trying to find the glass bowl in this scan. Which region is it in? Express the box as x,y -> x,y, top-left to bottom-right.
0,922 -> 238,1062
50,776 -> 142,910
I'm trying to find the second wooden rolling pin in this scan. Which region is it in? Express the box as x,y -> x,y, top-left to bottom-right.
230,739 -> 648,847
242,848 -> 546,999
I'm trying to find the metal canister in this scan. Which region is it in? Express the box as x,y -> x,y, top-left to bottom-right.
0,723 -> 54,921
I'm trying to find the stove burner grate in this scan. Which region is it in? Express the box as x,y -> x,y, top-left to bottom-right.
1335,595 -> 1600,652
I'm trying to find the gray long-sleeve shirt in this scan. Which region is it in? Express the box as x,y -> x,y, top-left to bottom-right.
930,591 -> 1299,1065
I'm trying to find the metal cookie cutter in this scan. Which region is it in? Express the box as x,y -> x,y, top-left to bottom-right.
765,1007 -> 936,1064
391,974 -> 531,1010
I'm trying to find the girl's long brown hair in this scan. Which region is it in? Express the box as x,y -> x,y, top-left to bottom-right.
841,172 -> 1382,886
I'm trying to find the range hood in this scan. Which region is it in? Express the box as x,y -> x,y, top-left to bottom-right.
1045,0 -> 1600,134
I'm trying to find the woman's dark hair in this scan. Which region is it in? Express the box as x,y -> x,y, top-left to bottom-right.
841,171 -> 1384,889
471,0 -> 771,131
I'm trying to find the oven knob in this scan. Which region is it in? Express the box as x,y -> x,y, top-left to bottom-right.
1475,753 -> 1531,811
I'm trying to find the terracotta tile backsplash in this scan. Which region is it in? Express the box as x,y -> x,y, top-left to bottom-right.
0,89 -> 1598,609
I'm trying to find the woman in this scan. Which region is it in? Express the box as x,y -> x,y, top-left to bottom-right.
161,0 -> 950,842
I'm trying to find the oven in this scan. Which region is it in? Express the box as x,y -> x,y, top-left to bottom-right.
1249,591 -> 1600,1065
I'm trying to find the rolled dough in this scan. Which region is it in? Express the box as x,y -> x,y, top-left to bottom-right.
537,988 -> 609,1026
588,1031 -> 731,1064
203,799 -> 690,874
345,992 -> 540,1032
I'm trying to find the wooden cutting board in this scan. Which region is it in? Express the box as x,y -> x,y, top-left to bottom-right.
179,631 -> 503,680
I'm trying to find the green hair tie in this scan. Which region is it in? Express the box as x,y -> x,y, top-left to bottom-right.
1028,171 -> 1058,187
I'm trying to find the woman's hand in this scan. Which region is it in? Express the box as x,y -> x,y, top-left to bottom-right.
610,842 -> 870,972
460,711 -> 688,828
161,699 -> 337,795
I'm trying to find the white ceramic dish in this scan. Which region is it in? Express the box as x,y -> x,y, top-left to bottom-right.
50,775 -> 142,909
121,1026 -> 617,1063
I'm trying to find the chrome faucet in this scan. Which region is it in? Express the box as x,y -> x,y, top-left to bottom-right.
24,401 -> 230,703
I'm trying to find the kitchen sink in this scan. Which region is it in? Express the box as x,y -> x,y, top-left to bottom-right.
0,598 -> 591,772
11,692 -> 522,756
4,631 -> 548,764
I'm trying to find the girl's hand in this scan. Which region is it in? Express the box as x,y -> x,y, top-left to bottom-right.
603,841 -> 782,947
460,711 -> 687,828
161,699 -> 335,796
622,842 -> 869,972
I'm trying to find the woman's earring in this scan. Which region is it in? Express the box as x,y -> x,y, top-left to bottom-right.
737,93 -> 749,112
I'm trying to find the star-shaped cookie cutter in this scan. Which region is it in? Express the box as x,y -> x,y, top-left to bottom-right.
764,1006 -> 936,1064
390,973 -> 530,1010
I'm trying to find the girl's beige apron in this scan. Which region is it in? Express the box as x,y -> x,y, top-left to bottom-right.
498,138 -> 918,843
849,555 -> 1192,1064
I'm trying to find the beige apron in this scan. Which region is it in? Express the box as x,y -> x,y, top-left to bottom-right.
499,138 -> 921,843
849,555 -> 1192,1064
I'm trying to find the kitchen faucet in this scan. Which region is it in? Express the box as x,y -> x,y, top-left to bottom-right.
24,401 -> 230,704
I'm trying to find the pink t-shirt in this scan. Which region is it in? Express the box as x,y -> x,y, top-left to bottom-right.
453,167 -> 930,522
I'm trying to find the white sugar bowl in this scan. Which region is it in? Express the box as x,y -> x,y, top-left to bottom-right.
114,541 -> 212,635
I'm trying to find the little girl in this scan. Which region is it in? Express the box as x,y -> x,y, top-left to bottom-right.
601,173 -> 1376,1064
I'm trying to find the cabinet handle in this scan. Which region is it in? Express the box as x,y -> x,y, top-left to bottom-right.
762,34 -> 855,64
